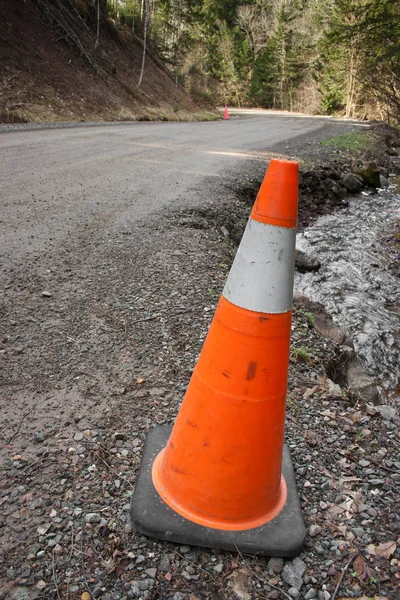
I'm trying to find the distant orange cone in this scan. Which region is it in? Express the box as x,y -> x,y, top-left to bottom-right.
223,104 -> 229,120
131,159 -> 305,556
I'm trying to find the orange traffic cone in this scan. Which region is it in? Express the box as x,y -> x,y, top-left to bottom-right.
131,159 -> 305,556
223,104 -> 229,119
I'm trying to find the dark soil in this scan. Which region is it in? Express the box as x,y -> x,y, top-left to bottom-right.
0,0 -> 199,124
0,125 -> 399,600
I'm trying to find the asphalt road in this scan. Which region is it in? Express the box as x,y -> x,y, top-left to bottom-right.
0,114 -> 337,271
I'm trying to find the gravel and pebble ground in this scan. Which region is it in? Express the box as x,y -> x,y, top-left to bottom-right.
1,122 -> 399,600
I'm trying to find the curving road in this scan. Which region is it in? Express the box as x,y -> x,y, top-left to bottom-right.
0,114 -> 348,269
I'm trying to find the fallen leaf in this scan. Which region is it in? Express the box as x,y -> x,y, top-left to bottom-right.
320,409 -> 336,418
304,385 -> 319,399
366,544 -> 376,555
375,541 -> 396,559
116,558 -> 129,577
327,505 -> 346,516
348,411 -> 362,424
101,557 -> 116,574
230,569 -> 251,600
353,554 -> 366,580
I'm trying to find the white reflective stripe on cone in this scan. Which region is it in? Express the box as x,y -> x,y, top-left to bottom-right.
223,219 -> 296,314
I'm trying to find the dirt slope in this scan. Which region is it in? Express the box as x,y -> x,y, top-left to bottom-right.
0,0 -> 198,123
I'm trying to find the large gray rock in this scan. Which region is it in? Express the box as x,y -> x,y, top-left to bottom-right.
342,173 -> 363,193
356,164 -> 381,188
327,346 -> 379,403
346,357 -> 379,403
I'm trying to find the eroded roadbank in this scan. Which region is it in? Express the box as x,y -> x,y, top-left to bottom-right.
0,121 -> 399,600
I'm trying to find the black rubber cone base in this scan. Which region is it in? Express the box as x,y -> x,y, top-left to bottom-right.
131,424 -> 305,557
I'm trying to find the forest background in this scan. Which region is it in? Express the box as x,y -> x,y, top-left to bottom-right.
104,0 -> 400,122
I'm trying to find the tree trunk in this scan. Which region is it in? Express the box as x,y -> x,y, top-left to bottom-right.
94,0 -> 100,49
346,40 -> 358,118
137,0 -> 147,87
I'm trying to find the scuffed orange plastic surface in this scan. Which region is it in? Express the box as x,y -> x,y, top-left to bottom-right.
153,297 -> 291,530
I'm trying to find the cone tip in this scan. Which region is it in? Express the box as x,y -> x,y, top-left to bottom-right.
251,159 -> 299,228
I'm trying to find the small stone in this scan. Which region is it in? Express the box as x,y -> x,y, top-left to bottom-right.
220,226 -> 229,237
309,524 -> 321,537
54,544 -> 63,555
130,582 -> 140,598
267,557 -> 284,574
41,291 -> 52,298
145,568 -> 157,579
36,550 -> 45,559
36,581 -> 46,590
213,563 -> 223,574
138,581 -> 149,591
74,432 -> 84,441
318,592 -> 331,600
34,431 -> 45,443
288,588 -> 299,598
359,459 -> 370,467
81,593 -> 91,600
37,523 -> 51,536
305,589 -> 317,600
173,594 -> 186,600
180,545 -> 190,554
21,567 -> 31,579
10,588 -> 30,600
282,557 -> 306,590
159,554 -> 171,572
84,513 -> 101,524
351,527 -> 365,539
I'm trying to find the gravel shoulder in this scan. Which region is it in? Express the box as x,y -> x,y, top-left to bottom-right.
0,122 -> 399,600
